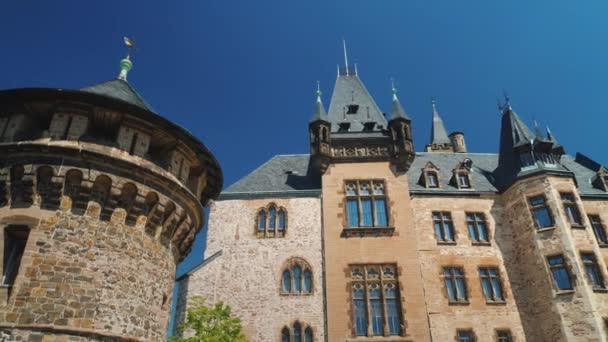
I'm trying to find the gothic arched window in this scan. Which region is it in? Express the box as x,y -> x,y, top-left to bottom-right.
281,258 -> 313,295
281,322 -> 314,342
256,203 -> 287,238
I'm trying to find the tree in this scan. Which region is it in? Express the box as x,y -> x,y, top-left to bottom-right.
171,296 -> 248,342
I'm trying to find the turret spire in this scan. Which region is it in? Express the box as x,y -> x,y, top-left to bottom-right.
430,98 -> 451,145
118,37 -> 135,81
389,79 -> 409,120
310,81 -> 328,122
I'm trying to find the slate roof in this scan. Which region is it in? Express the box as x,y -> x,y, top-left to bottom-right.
220,153 -> 608,199
220,154 -> 321,199
80,79 -> 155,112
327,74 -> 388,132
390,95 -> 410,121
430,103 -> 451,144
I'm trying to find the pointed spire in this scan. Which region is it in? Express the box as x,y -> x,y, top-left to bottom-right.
343,39 -> 349,75
534,120 -> 544,139
430,98 -> 451,144
310,81 -> 328,122
389,80 -> 409,120
546,126 -> 563,151
118,37 -> 135,81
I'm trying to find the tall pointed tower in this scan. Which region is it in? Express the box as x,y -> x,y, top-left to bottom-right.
0,43 -> 222,341
425,99 -> 467,153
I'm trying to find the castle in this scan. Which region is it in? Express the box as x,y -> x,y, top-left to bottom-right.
175,58 -> 608,341
0,53 -> 222,341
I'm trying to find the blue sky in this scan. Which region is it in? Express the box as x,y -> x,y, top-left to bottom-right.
2,0 -> 608,333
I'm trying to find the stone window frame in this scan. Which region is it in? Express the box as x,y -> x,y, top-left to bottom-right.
451,162 -> 473,190
433,211 -> 456,245
279,257 -> 313,296
341,179 -> 394,238
588,214 -> 608,247
280,320 -> 315,342
465,212 -> 490,245
255,203 -> 287,238
348,263 -> 404,338
579,251 -> 607,292
545,253 -> 574,293
420,162 -> 441,189
559,192 -> 585,228
455,329 -> 477,342
0,217 -> 37,303
442,266 -> 469,305
478,266 -> 506,304
495,329 -> 513,342
527,194 -> 555,230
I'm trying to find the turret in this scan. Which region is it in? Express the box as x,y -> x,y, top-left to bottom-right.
425,99 -> 454,152
387,83 -> 415,172
449,131 -> 467,153
309,82 -> 331,174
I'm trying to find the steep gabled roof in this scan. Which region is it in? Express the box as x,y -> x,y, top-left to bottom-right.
327,74 -> 387,132
81,79 -> 154,113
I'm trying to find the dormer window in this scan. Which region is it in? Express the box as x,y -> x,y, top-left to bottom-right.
338,123 -> 350,132
458,173 -> 471,188
421,162 -> 441,189
426,172 -> 439,188
363,122 -> 376,132
347,104 -> 359,114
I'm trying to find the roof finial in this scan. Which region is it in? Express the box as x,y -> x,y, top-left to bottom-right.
431,97 -> 438,114
343,39 -> 349,75
316,81 -> 322,102
118,36 -> 135,81
503,90 -> 512,111
391,78 -> 398,100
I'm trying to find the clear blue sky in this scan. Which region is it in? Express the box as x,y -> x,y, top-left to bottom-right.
2,0 -> 608,332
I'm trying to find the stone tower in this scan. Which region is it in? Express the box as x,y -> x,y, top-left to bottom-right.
0,52 -> 222,341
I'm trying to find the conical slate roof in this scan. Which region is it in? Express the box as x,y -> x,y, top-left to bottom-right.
310,90 -> 328,123
327,74 -> 387,132
390,91 -> 410,121
81,79 -> 154,112
430,101 -> 450,144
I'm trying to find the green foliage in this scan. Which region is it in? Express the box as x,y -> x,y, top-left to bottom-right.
171,296 -> 248,342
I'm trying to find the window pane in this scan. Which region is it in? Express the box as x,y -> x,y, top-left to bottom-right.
359,182 -> 371,195
551,267 -> 572,290
373,181 -> 385,195
530,196 -> 545,206
2,229 -> 29,286
293,266 -> 302,293
361,199 -> 373,226
435,222 -> 444,241
534,207 -> 553,228
591,216 -> 608,244
468,222 -> 478,241
347,199 -> 359,227
304,270 -> 312,293
370,290 -> 384,336
346,182 -> 357,195
282,328 -> 290,342
497,330 -> 512,342
548,255 -> 564,265
386,298 -> 399,335
258,211 -> 266,230
278,210 -> 286,230
269,207 -> 276,229
354,287 -> 367,336
566,205 -> 581,225
480,277 -> 492,299
294,322 -> 301,342
282,271 -> 291,292
445,278 -> 456,300
375,199 -> 388,226
445,222 -> 454,241
491,277 -> 503,300
478,222 -> 488,241
456,278 -> 467,300
458,331 -> 473,342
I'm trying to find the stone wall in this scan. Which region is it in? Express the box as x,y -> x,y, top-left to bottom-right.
177,197 -> 325,342
501,175 -> 607,341
410,195 -> 526,341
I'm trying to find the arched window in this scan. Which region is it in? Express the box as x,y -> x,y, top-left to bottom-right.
282,270 -> 291,292
10,165 -> 33,206
64,169 -> 83,197
90,175 -> 111,206
118,183 -> 138,210
258,210 -> 266,231
293,322 -> 302,342
281,322 -> 314,342
278,209 -> 286,230
256,204 -> 287,238
281,327 -> 290,342
303,270 -> 312,293
37,166 -> 59,210
281,258 -> 313,295
304,327 -> 313,342
144,191 -> 159,216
